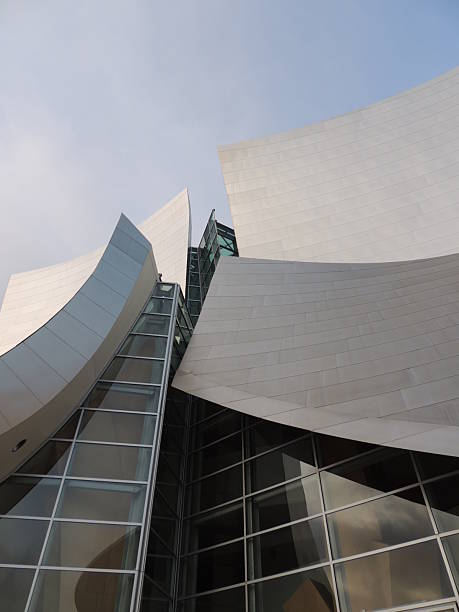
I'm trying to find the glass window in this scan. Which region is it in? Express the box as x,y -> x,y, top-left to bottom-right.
119,334 -> 167,358
187,286 -> 201,301
68,443 -> 151,481
181,541 -> 244,594
133,314 -> 170,336
78,410 -> 156,445
54,410 -> 81,439
153,284 -> 175,298
321,449 -> 416,510
0,517 -> 48,564
101,356 -> 163,385
315,433 -> 377,467
249,566 -> 336,612
415,451 -> 459,480
247,438 -> 315,493
0,476 -> 60,517
187,465 -> 243,515
145,297 -> 173,315
249,516 -> 328,578
179,587 -> 245,612
145,550 -> 174,594
192,410 -> 241,448
327,487 -> 434,558
248,474 -> 322,533
246,419 -> 303,458
184,502 -> 243,552
0,567 -> 35,612
442,533 -> 459,591
83,382 -> 160,413
18,440 -> 71,476
56,480 -> 146,523
28,570 -> 134,612
189,433 -> 242,480
43,522 -> 140,570
191,399 -> 223,424
425,473 -> 459,532
335,540 -> 453,612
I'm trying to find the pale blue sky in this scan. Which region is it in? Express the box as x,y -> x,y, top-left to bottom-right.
1,0 -> 458,300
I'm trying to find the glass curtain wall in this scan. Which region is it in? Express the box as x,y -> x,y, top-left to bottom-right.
0,282 -> 193,612
178,399 -> 459,612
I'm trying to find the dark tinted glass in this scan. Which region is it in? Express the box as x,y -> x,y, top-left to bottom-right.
0,567 -> 35,612
335,540 -> 453,612
184,502 -> 243,552
83,382 -> 160,413
0,476 -> 60,517
247,438 -> 315,493
321,449 -> 416,510
78,410 -> 156,445
54,410 -> 81,439
0,517 -> 48,564
415,451 -> 459,480
69,443 -> 151,481
182,541 -> 244,594
145,297 -> 173,314
193,411 -> 241,448
316,433 -> 377,467
250,566 -> 336,612
327,487 -> 433,558
250,517 -> 327,578
102,356 -> 163,385
248,474 -> 321,533
179,587 -> 245,612
187,465 -> 242,514
119,334 -> 167,358
28,570 -> 134,612
18,440 -> 71,475
246,419 -> 303,457
425,473 -> 459,532
442,533 -> 459,590
191,399 -> 223,424
145,550 -> 174,593
190,433 -> 241,480
133,314 -> 170,336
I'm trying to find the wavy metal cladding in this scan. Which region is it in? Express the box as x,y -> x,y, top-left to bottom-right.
219,67 -> 459,263
0,214 -> 158,480
173,255 -> 459,457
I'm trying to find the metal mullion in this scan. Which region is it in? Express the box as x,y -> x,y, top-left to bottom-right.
241,421 -> 248,612
116,354 -> 165,362
24,409 -> 85,612
186,460 -> 243,486
245,559 -> 331,586
0,563 -> 37,569
64,476 -> 148,485
246,511 -> 324,540
179,534 -> 245,561
244,471 -> 317,501
190,428 -> 244,455
39,566 -> 136,574
190,408 -> 228,428
129,332 -> 169,338
51,517 -> 142,527
11,472 -> 62,479
0,514 -> 55,520
76,407 -> 158,416
184,495 -> 245,520
178,580 -> 247,602
99,378 -> 162,387
243,433 -> 311,464
72,439 -> 154,449
365,598 -> 457,612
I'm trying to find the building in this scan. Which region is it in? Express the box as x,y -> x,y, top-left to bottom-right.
1,67 -> 459,612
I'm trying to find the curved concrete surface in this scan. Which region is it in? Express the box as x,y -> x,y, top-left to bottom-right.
174,255 -> 459,456
219,66 -> 459,263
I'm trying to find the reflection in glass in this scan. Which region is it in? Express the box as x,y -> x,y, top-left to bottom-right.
0,476 -> 60,517
69,443 -> 151,481
184,503 -> 243,552
54,410 -> 81,439
83,382 -> 160,413
190,433 -> 242,480
246,419 -> 303,458
182,541 -> 244,594
247,438 -> 315,493
250,566 -> 336,612
250,516 -> 327,578
119,334 -> 167,358
187,465 -> 242,514
78,410 -> 156,445
28,570 -> 134,612
102,356 -> 164,385
133,314 -> 170,336
18,441 -> 71,475
327,487 -> 433,558
321,449 -> 416,510
0,567 -> 35,612
44,522 -> 140,569
248,474 -> 322,533
145,297 -> 173,314
179,587 -> 245,612
57,480 -> 146,522
193,411 -> 241,448
425,473 -> 459,532
442,534 -> 459,591
0,517 -> 48,564
335,540 -> 452,612
153,284 -> 175,298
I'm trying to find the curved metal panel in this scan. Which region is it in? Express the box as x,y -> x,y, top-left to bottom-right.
173,255 -> 459,457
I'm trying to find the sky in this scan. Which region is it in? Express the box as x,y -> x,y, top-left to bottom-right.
0,0 -> 459,302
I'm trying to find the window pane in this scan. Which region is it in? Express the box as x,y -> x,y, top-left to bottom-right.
18,441 -> 71,476
119,334 -> 167,358
414,452 -> 459,480
249,566 -> 336,612
335,540 -> 453,612
248,474 -> 321,533
68,443 -> 151,481
442,533 -> 459,591
187,465 -> 242,514
190,433 -> 242,480
78,410 -> 156,445
44,522 -> 140,570
28,570 -> 134,612
249,516 -> 327,578
246,420 -> 303,458
192,410 -> 241,448
327,487 -> 433,558
83,382 -> 160,413
133,314 -> 170,336
315,433 -> 377,468
54,411 -> 81,439
0,476 -> 60,517
56,480 -> 146,522
153,284 -> 175,298
182,541 -> 244,594
0,517 -> 48,564
321,449 -> 416,510
179,587 -> 245,612
425,473 -> 459,532
184,503 -> 243,552
247,438 -> 315,493
102,356 -> 163,385
0,568 -> 35,612
145,297 -> 173,315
